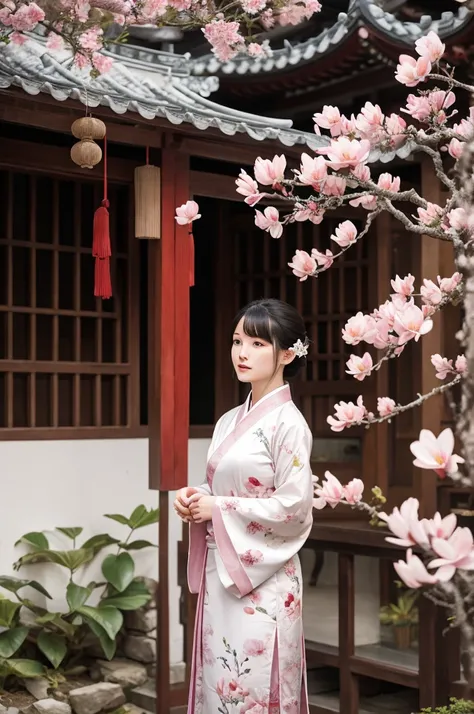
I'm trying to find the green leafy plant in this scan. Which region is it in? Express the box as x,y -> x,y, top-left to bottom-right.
0,505 -> 158,681
419,698 -> 474,713
379,587 -> 419,627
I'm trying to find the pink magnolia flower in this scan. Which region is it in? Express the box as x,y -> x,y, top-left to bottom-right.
448,137 -> 464,159
410,428 -> 465,478
10,31 -> 27,44
379,497 -> 429,548
254,206 -> 283,239
313,105 -> 343,137
203,20 -> 244,61
393,304 -> 433,344
296,153 -> 327,189
378,173 -> 401,192
288,250 -> 316,281
243,639 -> 266,657
404,94 -> 431,121
345,352 -> 373,381
377,397 -> 396,417
312,248 -> 334,270
313,471 -> 344,509
327,395 -> 368,432
356,102 -> 384,138
343,478 -> 364,504
421,512 -> 457,541
330,220 -> 358,248
438,272 -> 462,293
9,1 -> 44,32
417,202 -> 444,227
447,207 -> 469,231
342,312 -> 377,345
431,354 -> 454,380
391,274 -> 414,298
318,137 -> 371,170
430,527 -> 474,582
415,31 -> 445,63
349,194 -> 377,210
352,164 -> 371,182
241,695 -> 268,714
385,113 -> 407,146
394,549 -> 438,589
293,201 -> 325,224
175,200 -> 201,225
420,279 -> 443,306
236,170 -> 263,206
240,549 -> 264,567
254,155 -> 286,186
395,54 -> 432,87
455,354 -> 467,375
321,175 -> 346,196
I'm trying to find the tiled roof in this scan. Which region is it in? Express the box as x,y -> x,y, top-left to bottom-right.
0,32 -> 323,150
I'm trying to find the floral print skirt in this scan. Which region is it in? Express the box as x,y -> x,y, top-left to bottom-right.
190,548 -> 308,714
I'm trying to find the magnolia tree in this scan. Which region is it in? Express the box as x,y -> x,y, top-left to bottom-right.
0,0 -> 321,69
180,33 -> 474,687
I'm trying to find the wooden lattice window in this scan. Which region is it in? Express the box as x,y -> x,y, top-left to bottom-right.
0,169 -> 140,437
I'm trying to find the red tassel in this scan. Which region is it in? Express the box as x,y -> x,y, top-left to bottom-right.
189,232 -> 195,287
92,132 -> 112,299
93,199 -> 112,299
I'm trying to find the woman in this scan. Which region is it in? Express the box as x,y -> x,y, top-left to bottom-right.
174,299 -> 314,714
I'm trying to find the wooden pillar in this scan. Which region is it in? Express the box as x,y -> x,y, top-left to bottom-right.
148,143 -> 191,714
417,158 -> 443,518
338,553 -> 358,714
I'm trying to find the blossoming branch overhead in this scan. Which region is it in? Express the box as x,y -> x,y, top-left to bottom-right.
0,0 -> 322,70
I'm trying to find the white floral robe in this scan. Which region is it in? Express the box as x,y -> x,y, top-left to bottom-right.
187,384 -> 314,714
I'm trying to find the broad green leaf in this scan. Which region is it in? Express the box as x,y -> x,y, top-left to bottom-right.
16,549 -> 95,573
15,532 -> 49,550
0,597 -> 21,627
119,540 -> 157,551
81,534 -> 120,553
101,580 -> 152,611
103,514 -> 130,526
35,613 -> 77,639
129,506 -> 159,529
56,528 -> 83,540
66,583 -> 91,612
0,576 -> 52,599
102,553 -> 134,593
37,632 -> 67,669
86,620 -> 116,661
5,658 -> 45,678
0,627 -> 28,658
77,606 -> 122,641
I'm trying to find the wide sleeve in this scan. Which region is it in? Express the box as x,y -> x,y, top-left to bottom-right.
211,420 -> 314,598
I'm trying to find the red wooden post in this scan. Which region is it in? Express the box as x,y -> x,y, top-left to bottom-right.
149,145 -> 191,714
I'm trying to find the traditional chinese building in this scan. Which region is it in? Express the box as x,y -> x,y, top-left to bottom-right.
0,1 -> 473,712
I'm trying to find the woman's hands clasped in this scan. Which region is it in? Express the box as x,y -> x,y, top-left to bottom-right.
173,488 -> 216,524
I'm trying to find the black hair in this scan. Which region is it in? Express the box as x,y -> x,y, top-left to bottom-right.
231,299 -> 308,380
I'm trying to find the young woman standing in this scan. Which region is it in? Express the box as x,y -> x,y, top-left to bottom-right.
174,299 -> 314,714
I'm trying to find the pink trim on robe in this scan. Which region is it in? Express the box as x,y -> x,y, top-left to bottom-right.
212,504 -> 253,597
206,385 -> 292,489
187,549 -> 207,714
187,521 -> 208,594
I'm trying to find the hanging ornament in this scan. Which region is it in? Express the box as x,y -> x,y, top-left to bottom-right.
93,134 -> 112,300
70,116 -> 106,170
134,147 -> 161,239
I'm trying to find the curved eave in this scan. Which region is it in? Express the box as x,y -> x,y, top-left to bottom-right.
189,0 -> 474,80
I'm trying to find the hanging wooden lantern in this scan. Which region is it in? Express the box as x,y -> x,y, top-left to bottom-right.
71,117 -> 106,141
70,139 -> 102,169
134,164 -> 161,239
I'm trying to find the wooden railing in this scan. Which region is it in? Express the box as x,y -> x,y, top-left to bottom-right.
303,519 -> 461,714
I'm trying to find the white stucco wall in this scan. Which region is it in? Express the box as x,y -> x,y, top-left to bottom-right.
0,437 -> 211,664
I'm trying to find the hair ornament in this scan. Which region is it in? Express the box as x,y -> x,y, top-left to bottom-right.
289,338 -> 309,358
